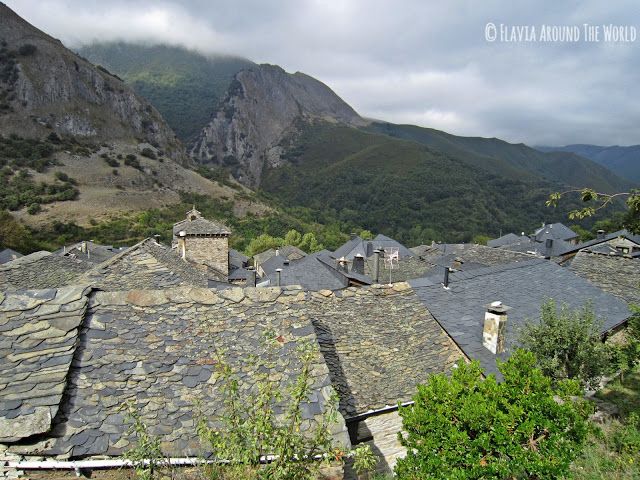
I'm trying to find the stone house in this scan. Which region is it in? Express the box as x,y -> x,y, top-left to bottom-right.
172,207 -> 231,279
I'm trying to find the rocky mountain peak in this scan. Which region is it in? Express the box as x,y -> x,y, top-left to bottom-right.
189,63 -> 366,186
0,3 -> 186,163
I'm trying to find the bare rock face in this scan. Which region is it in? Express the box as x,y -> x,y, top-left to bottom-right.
190,64 -> 366,186
0,3 -> 186,163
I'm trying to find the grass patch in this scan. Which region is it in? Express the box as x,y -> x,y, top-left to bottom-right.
595,368 -> 640,418
572,366 -> 640,479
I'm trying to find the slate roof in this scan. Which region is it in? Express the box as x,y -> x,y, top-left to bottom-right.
264,251 -> 351,291
498,237 -> 573,258
0,286 -> 349,458
253,248 -> 276,267
172,217 -> 231,236
308,283 -> 464,417
533,223 -> 579,242
0,286 -> 91,442
363,256 -> 435,283
229,249 -> 249,270
79,239 -> 210,290
558,229 -> 640,257
58,242 -> 124,264
410,259 -> 631,377
0,252 -> 92,292
370,234 -> 414,258
332,235 -> 413,261
425,243 -> 535,267
487,233 -> 523,248
0,248 -> 22,265
569,251 -> 640,305
333,236 -> 370,260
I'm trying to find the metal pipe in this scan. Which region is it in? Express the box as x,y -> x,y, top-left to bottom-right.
443,266 -> 450,288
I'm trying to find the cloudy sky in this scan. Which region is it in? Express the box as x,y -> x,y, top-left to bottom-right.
7,0 -> 640,146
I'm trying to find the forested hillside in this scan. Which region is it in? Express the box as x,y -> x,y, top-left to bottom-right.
77,42 -> 255,142
260,122 -> 597,244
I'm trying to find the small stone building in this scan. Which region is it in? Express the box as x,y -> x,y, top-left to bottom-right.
172,207 -> 231,278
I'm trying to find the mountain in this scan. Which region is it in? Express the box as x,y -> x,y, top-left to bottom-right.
259,121 -> 611,244
0,3 -> 268,228
537,144 -> 640,183
0,4 -> 184,161
367,123 -> 633,194
77,42 -> 255,143
190,64 -> 366,186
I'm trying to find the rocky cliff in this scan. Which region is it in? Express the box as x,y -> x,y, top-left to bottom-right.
190,64 -> 366,186
0,3 -> 185,163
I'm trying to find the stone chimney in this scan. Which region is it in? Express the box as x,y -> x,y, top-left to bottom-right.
597,229 -> 606,240
545,238 -> 553,250
483,302 -> 510,354
246,268 -> 256,287
275,268 -> 282,287
352,254 -> 365,275
373,250 -> 381,283
337,257 -> 348,273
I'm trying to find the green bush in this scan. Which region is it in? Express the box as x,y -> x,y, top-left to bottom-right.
518,300 -> 612,388
140,147 -> 156,159
395,350 -> 591,480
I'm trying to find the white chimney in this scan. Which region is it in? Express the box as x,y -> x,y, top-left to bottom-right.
483,302 -> 510,354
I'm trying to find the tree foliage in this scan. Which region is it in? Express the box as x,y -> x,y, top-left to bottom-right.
517,300 -> 612,389
547,188 -> 640,234
395,350 -> 592,480
196,338 -> 355,480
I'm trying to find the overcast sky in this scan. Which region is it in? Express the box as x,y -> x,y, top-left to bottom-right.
7,0 -> 640,146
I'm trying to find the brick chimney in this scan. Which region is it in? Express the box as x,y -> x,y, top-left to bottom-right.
483,302 -> 510,354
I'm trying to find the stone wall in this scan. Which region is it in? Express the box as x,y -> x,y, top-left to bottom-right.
185,236 -> 229,275
345,411 -> 406,478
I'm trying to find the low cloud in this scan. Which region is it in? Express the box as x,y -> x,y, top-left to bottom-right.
7,0 -> 640,146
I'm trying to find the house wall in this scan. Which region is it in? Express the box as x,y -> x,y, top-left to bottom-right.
185,236 -> 229,274
345,411 -> 406,478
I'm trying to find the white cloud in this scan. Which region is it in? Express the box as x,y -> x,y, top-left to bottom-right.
5,0 -> 640,146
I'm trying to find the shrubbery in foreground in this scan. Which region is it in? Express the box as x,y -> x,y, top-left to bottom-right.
395,350 -> 592,480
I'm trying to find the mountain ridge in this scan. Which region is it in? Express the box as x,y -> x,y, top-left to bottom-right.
537,144 -> 640,183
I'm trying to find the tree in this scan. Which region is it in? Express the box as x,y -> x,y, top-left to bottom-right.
246,234 -> 284,257
359,230 -> 374,240
283,229 -> 302,247
297,232 -> 322,253
547,188 -> 640,233
395,350 -> 591,480
517,300 -> 612,389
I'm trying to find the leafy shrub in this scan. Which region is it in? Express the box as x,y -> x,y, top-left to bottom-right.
196,339 -> 355,480
518,300 -> 612,388
124,154 -> 143,171
120,400 -> 167,480
395,350 -> 591,480
27,203 -> 41,215
140,147 -> 156,159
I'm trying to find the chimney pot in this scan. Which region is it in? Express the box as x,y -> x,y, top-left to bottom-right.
483,302 -> 510,354
443,266 -> 450,287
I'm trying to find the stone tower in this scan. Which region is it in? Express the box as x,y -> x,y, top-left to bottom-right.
172,207 -> 231,276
